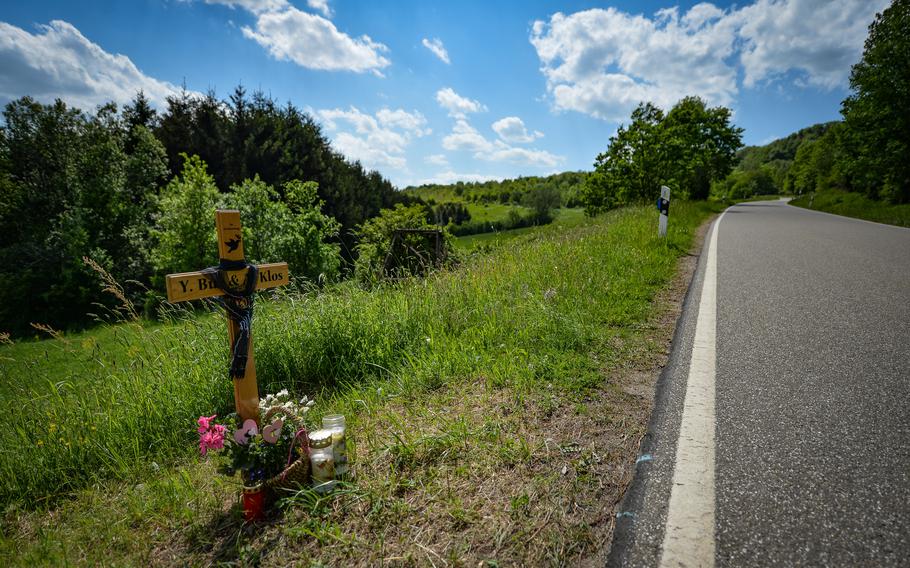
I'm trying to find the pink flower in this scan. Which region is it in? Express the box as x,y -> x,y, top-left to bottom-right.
197,414 -> 216,434
199,428 -> 225,456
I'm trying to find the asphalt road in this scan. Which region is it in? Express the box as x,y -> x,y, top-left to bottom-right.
609,200 -> 910,567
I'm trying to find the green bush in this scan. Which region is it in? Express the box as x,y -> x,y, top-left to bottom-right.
222,178 -> 341,283
353,203 -> 456,283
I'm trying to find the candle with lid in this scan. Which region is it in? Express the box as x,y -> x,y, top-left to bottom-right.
308,429 -> 336,494
322,414 -> 349,479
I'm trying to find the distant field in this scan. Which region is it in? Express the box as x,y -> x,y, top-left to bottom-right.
464,201 -> 528,223
455,207 -> 588,250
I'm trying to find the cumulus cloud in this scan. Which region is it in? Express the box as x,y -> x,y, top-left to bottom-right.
315,106 -> 428,171
530,5 -> 738,121
442,119 -> 561,168
435,87 -> 486,118
201,0 -> 289,14
735,0 -> 886,89
416,171 -> 502,185
241,7 -> 390,75
307,0 -> 332,18
421,38 -> 450,64
377,107 -> 432,135
530,0 -> 887,121
492,116 -> 543,144
486,145 -> 560,167
0,20 -> 186,111
425,154 -> 449,167
442,119 -> 493,153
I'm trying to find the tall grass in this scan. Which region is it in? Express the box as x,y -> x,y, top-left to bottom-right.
791,190 -> 910,227
0,202 -> 717,509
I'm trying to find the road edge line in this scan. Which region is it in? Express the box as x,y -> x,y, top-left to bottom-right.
658,210 -> 725,568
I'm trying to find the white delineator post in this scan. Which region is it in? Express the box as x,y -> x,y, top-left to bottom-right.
658,185 -> 671,237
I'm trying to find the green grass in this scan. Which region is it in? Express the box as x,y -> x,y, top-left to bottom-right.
0,201 -> 721,565
463,201 -> 527,223
790,190 -> 910,227
455,207 -> 588,251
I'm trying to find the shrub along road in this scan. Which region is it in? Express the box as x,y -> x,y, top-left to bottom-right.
610,200 -> 910,566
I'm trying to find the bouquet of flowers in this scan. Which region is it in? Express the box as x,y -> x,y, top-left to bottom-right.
197,390 -> 315,487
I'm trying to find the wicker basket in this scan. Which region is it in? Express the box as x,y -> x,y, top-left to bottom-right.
260,405 -> 311,492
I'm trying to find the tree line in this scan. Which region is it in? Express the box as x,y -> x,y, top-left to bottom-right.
0,87 -> 410,335
581,96 -> 744,214
405,171 -> 588,208
582,1 -> 908,211
714,1 -> 907,204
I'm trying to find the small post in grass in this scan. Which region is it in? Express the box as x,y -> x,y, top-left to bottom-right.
657,185 -> 671,238
165,210 -> 290,425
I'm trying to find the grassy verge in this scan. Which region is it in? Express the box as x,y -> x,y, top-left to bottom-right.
1,202 -> 719,565
790,190 -> 910,227
455,208 -> 587,251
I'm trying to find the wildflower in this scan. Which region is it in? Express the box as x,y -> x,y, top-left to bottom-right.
199,427 -> 225,456
197,414 -> 216,434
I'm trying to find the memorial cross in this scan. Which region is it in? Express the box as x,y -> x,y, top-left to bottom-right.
165,210 -> 289,425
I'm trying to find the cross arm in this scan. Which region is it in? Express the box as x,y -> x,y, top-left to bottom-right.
165,262 -> 290,303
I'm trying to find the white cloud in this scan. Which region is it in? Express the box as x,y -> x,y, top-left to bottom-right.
435,87 -> 486,118
377,108 -> 431,135
421,37 -> 450,64
530,6 -> 738,121
0,20 -> 187,111
425,154 -> 449,167
334,131 -> 406,170
202,0 -> 289,14
530,0 -> 886,121
316,106 -> 428,171
241,6 -> 390,75
442,119 -> 493,153
735,0 -> 887,89
416,171 -> 502,186
442,119 -> 562,168
307,0 -> 332,18
492,116 -> 543,144
486,144 -> 561,168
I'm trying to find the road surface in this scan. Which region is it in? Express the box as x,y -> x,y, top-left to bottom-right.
609,200 -> 910,567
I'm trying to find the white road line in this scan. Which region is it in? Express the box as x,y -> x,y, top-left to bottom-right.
659,211 -> 725,568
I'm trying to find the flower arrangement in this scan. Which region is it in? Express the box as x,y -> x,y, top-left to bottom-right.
196,390 -> 315,486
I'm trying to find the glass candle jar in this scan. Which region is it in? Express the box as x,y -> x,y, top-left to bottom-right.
322,414 -> 349,478
308,429 -> 336,494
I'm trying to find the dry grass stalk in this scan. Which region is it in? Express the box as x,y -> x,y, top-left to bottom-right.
82,256 -> 139,321
29,322 -> 69,344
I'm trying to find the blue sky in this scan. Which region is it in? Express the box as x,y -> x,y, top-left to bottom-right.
0,0 -> 889,188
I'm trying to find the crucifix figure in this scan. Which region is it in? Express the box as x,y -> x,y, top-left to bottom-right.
165,210 -> 290,425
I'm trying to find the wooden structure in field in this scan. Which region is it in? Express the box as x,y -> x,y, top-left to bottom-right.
165,210 -> 290,424
383,228 -> 446,279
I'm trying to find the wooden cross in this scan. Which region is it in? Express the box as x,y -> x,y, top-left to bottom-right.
165,210 -> 290,425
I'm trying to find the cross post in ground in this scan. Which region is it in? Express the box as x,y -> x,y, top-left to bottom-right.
165,210 -> 290,425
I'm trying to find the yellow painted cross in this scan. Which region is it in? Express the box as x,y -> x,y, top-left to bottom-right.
165,210 -> 290,425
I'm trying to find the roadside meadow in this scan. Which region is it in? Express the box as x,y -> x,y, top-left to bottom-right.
1,202 -> 719,565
